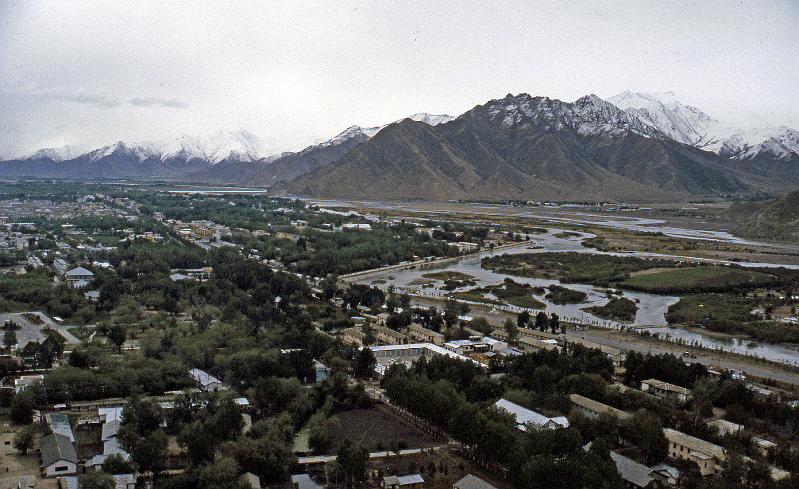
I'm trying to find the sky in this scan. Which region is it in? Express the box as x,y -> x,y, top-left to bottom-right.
1,0 -> 798,158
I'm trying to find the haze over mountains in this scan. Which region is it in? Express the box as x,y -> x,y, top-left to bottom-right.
2,91 -> 797,202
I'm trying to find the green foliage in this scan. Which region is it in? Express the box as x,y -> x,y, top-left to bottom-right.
545,285 -> 588,304
585,297 -> 638,322
78,472 -> 115,489
621,266 -> 778,294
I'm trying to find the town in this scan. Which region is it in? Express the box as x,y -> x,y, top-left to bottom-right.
1,182 -> 798,489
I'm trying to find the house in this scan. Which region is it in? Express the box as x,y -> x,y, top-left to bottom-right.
291,473 -> 323,489
406,323 -> 444,345
189,368 -> 227,392
609,451 -> 655,488
641,379 -> 691,404
84,290 -> 100,302
314,360 -> 330,383
40,433 -> 78,477
650,464 -> 680,487
753,436 -> 777,456
14,374 -> 44,393
64,266 -> 94,284
569,394 -> 632,421
494,398 -> 569,431
663,428 -> 725,476
449,241 -> 479,253
707,419 -> 744,436
112,474 -> 137,489
46,413 -> 76,443
383,474 -> 424,489
453,474 -> 498,489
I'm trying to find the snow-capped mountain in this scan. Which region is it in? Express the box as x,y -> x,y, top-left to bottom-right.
609,91 -> 799,160
83,130 -> 271,165
312,113 -> 453,150
479,93 -> 661,138
24,145 -> 82,162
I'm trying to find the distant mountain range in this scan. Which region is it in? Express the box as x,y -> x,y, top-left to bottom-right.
1,92 -> 797,202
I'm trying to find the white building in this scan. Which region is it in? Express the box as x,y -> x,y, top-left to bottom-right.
40,433 -> 77,477
494,398 -> 569,431
189,368 -> 227,392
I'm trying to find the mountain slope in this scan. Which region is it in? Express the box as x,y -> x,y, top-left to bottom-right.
729,190 -> 799,241
279,93 -> 748,202
609,91 -> 799,161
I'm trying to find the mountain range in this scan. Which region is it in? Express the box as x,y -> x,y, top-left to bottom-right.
1,91 -> 797,202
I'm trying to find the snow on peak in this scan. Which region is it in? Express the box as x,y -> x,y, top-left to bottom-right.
82,130 -> 271,165
479,92 -> 660,138
24,145 -> 81,162
406,113 -> 455,126
609,90 -> 798,160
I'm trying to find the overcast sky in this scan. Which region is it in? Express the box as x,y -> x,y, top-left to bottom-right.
1,0 -> 798,158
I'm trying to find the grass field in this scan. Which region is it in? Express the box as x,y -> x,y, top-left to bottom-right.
621,265 -> 777,294
328,406 -> 439,453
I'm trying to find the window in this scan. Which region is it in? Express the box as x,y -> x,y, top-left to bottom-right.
55,465 -> 69,472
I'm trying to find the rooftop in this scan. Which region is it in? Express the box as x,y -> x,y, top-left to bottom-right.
453,474 -> 498,489
642,379 -> 691,395
663,428 -> 725,460
40,433 -> 77,467
494,398 -> 569,430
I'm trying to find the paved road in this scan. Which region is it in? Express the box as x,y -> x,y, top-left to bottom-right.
573,328 -> 799,387
409,296 -> 799,387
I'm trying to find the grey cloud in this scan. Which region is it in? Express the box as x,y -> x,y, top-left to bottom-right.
129,97 -> 188,109
46,93 -> 121,108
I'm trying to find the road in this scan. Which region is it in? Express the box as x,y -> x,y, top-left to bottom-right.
409,296 -> 799,388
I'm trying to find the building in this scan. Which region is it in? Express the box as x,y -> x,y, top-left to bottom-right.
46,413 -> 76,443
641,379 -> 691,404
453,474 -> 498,489
663,428 -> 725,476
608,451 -> 656,488
406,323 -> 444,345
242,472 -> 261,489
14,374 -> 44,393
449,241 -> 479,253
64,266 -> 94,284
383,474 -> 424,489
40,433 -> 78,477
369,343 -> 480,369
189,368 -> 227,392
373,324 -> 409,345
569,394 -> 632,421
494,399 -> 569,431
291,474 -> 323,489
707,419 -> 744,436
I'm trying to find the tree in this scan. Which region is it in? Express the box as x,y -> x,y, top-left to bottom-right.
10,392 -> 35,425
535,311 -> 548,332
517,310 -> 530,328
132,429 -> 168,479
504,318 -> 519,346
307,411 -> 340,454
210,398 -> 244,441
336,440 -> 368,487
622,412 -> 667,465
12,425 -> 36,455
352,348 -> 376,379
178,420 -> 218,465
78,472 -> 114,489
108,324 -> 126,354
549,313 -> 560,334
3,329 -> 17,349
101,453 -> 135,474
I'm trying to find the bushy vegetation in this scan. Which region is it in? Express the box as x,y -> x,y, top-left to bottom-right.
545,285 -> 588,304
585,297 -> 638,322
